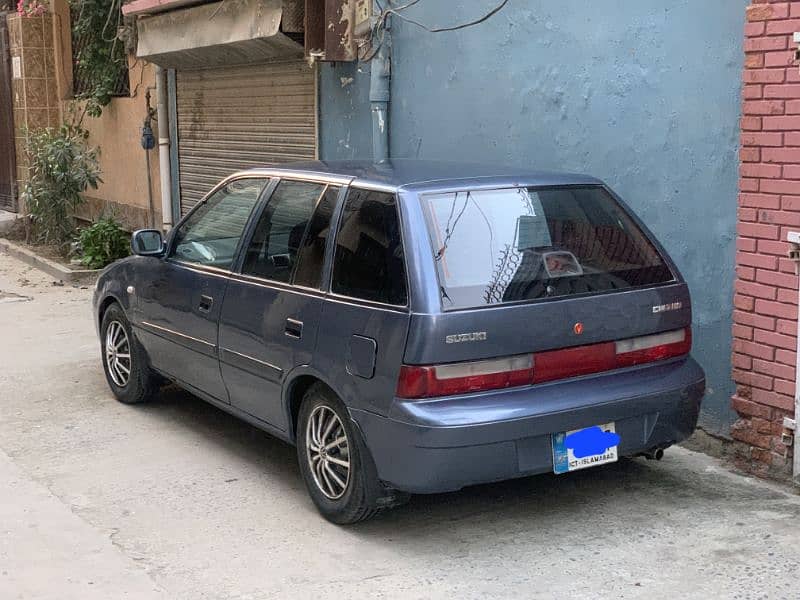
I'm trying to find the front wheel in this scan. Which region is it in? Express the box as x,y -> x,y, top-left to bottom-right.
296,384 -> 385,524
100,303 -> 160,405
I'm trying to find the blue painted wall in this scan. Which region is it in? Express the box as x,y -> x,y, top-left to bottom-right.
319,0 -> 747,435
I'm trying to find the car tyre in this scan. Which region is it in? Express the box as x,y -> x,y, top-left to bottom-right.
100,303 -> 160,405
296,384 -> 386,524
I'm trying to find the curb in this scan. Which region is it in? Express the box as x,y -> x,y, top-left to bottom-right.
0,238 -> 101,284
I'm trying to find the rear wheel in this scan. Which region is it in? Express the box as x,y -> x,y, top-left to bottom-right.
100,303 -> 160,404
296,384 -> 386,524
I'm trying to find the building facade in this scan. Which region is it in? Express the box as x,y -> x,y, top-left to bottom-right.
320,1 -> 748,441
5,0 -> 800,480
121,0 -> 751,440
732,0 -> 800,480
0,0 -> 161,229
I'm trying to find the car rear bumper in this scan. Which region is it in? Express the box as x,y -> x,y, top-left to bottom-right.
350,357 -> 705,494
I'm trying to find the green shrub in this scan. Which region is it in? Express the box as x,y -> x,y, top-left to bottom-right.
78,217 -> 130,269
22,124 -> 102,246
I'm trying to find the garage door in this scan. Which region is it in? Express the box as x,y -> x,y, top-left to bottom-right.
175,60 -> 317,216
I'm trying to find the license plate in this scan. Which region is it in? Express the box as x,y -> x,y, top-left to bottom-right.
552,422 -> 620,474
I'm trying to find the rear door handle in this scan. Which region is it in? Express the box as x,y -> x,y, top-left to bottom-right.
199,294 -> 214,313
285,318 -> 303,339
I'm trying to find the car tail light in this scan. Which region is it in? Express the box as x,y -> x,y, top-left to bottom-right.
396,355 -> 534,399
532,342 -> 616,384
396,327 -> 691,399
615,328 -> 691,368
532,327 -> 691,383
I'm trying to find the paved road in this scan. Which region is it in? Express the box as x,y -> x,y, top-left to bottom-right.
1,252 -> 799,600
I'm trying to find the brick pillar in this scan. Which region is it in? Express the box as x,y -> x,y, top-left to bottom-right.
7,12 -> 60,213
732,1 -> 800,478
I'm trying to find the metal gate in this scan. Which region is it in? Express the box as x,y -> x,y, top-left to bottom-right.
175,60 -> 317,216
0,13 -> 17,212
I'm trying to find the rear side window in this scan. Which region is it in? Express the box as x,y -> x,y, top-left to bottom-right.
423,186 -> 673,309
242,180 -> 326,283
331,189 -> 407,306
293,186 -> 339,289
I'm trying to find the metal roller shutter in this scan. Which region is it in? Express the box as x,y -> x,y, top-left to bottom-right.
175,60 -> 317,216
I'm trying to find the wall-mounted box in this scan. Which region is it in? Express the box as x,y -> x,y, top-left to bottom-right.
355,0 -> 370,29
305,0 -> 357,61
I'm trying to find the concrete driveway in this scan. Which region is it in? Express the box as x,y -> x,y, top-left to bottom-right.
1,252 -> 799,600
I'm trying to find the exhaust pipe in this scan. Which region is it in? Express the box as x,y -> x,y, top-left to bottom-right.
640,447 -> 665,461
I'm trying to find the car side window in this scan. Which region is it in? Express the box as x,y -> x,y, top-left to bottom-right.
171,177 -> 267,269
293,185 -> 339,289
241,180 -> 328,284
331,188 -> 407,306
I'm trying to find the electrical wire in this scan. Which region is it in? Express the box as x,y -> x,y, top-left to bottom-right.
129,57 -> 147,98
101,0 -> 122,43
362,0 -> 510,61
435,191 -> 472,262
208,0 -> 227,21
359,14 -> 389,62
388,0 -> 423,12
382,0 -> 510,34
469,193 -> 495,270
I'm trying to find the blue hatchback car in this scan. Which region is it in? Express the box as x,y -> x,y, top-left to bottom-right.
93,161 -> 705,523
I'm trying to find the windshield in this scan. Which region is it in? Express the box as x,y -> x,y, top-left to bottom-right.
423,186 -> 673,309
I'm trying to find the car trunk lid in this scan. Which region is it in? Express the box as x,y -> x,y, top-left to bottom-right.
404,282 -> 691,366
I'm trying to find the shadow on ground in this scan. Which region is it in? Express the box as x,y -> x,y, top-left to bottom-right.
136,382 -> 796,542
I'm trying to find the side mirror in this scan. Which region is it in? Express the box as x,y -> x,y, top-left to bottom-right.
131,229 -> 165,256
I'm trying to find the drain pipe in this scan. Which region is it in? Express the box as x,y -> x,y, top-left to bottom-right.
144,139 -> 155,229
369,16 -> 391,163
155,66 -> 173,231
142,87 -> 157,229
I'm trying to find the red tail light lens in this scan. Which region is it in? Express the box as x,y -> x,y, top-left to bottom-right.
396,328 -> 691,399
396,355 -> 534,399
532,342 -> 616,384
533,327 -> 691,384
615,327 -> 691,368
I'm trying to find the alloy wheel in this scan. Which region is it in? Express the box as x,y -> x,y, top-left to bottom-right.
306,405 -> 351,499
105,321 -> 132,388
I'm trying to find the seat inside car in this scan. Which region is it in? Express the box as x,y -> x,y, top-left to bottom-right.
242,219 -> 309,281
335,197 -> 404,303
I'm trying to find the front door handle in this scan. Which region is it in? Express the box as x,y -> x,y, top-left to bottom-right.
199,294 -> 214,313
285,318 -> 303,339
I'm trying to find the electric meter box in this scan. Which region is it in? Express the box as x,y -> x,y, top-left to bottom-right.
355,0 -> 372,32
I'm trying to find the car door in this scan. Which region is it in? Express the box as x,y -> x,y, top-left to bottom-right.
218,180 -> 340,431
313,187 -> 412,417
133,176 -> 269,402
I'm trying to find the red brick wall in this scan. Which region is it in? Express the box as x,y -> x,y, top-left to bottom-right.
733,0 -> 800,477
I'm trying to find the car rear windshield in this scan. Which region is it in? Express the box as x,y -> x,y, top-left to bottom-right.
422,186 -> 674,309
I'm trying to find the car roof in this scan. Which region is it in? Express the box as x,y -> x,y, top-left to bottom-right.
237,159 -> 603,192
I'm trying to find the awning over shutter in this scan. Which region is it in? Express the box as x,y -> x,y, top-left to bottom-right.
175,60 -> 317,215
136,0 -> 302,69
